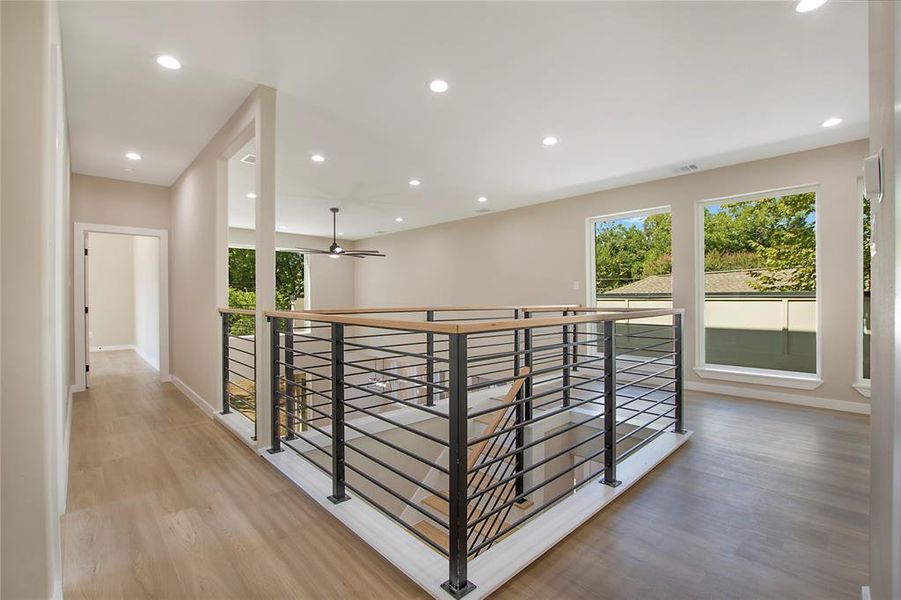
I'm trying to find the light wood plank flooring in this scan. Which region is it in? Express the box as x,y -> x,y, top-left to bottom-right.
63,351 -> 869,599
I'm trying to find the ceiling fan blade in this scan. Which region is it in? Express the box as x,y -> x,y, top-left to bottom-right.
344,251 -> 386,258
346,250 -> 383,255
294,248 -> 331,255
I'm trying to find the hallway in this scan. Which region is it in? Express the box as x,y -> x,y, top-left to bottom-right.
62,351 -> 422,599
63,352 -> 870,599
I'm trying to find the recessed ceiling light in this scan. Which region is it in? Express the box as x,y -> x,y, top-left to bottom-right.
311,154 -> 325,163
156,55 -> 182,70
542,136 -> 558,146
278,225 -> 287,230
820,117 -> 843,128
125,152 -> 142,161
409,179 -> 421,186
477,196 -> 488,203
246,192 -> 257,199
429,79 -> 449,93
795,0 -> 828,13
337,232 -> 344,236
395,217 -> 404,223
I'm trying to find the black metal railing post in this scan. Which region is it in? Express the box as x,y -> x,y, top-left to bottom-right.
221,312 -> 231,414
603,319 -> 621,487
674,312 -> 685,434
267,316 -> 283,454
562,310 -> 571,408
513,309 -> 525,499
571,310 -> 579,373
285,318 -> 296,441
328,323 -> 350,504
426,310 -> 436,407
523,311 -> 533,421
443,332 -> 475,598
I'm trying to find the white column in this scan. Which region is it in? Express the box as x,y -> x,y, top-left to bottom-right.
254,86 -> 278,449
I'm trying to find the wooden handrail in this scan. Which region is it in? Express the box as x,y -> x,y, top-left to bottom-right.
218,307 -> 255,316
467,367 -> 530,472
263,307 -> 684,335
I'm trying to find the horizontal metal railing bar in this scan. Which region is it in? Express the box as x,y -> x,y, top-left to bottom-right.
341,340 -> 451,363
342,362 -> 450,392
621,364 -> 677,388
227,356 -> 256,371
275,392 -> 333,422
337,398 -> 449,446
466,336 -> 601,364
467,353 -> 604,392
617,425 -> 672,463
225,369 -> 253,381
342,378 -> 439,404
343,439 -> 451,502
466,369 -> 607,420
226,379 -> 255,398
280,424 -> 333,456
468,387 -> 608,448
282,345 -> 333,358
273,375 -> 333,400
467,441 -> 609,537
343,461 -> 451,530
466,460 -> 607,557
616,397 -> 677,428
275,348 -> 332,363
616,408 -> 676,447
614,337 -> 675,355
615,351 -> 677,375
342,421 -> 449,474
282,331 -> 332,343
615,379 -> 676,406
226,345 -> 255,357
275,405 -> 334,439
342,381 -> 448,418
342,481 -> 449,556
613,331 -> 676,342
469,424 -> 608,505
264,308 -> 684,335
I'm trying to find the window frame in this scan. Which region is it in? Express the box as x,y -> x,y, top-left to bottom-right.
854,177 -> 871,397
693,183 -> 823,390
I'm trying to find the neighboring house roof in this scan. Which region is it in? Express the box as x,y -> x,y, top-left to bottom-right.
603,269 -> 793,295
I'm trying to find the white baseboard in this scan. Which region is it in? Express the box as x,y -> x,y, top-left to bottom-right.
170,375 -> 216,418
685,380 -> 870,415
89,344 -> 135,352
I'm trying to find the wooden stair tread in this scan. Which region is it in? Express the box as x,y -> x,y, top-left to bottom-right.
413,520 -> 448,552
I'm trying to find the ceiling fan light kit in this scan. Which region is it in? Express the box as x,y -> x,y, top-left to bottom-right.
295,208 -> 386,258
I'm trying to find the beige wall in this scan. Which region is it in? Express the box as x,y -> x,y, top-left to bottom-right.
228,227 -> 356,309
71,173 -> 170,229
170,86 -> 277,419
1,1 -> 68,597
354,140 -> 868,407
87,232 -> 135,348
868,2 -> 901,598
69,173 -> 170,383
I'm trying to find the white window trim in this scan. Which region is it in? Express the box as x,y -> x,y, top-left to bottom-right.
694,183 -> 822,389
854,177 -> 871,397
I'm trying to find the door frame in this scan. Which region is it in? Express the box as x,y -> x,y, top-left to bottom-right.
73,222 -> 170,390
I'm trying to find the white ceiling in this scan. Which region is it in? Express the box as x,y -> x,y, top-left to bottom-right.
61,1 -> 868,240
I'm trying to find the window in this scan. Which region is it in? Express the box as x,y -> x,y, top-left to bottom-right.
699,188 -> 817,376
861,188 -> 871,382
227,247 -> 306,334
590,207 -> 673,351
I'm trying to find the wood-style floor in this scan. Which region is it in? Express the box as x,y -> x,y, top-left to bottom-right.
63,350 -> 869,599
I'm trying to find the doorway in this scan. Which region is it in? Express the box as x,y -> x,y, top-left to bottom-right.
74,223 -> 170,389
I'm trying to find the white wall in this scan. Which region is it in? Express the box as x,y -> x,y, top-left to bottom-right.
87,232 -> 135,348
1,1 -> 68,596
353,140 -> 868,408
133,236 -> 160,368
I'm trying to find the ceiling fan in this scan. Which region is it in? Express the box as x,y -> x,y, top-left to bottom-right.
295,207 -> 386,259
